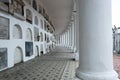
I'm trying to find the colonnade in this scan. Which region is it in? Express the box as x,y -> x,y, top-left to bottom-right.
56,0 -> 119,80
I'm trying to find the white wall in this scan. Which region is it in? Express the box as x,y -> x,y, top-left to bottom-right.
0,0 -> 55,70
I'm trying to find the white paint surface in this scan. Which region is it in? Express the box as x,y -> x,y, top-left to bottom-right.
76,0 -> 119,80
14,47 -> 22,64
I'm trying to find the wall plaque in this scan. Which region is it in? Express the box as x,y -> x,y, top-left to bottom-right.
0,16 -> 9,39
0,1 -> 9,12
9,0 -> 25,20
25,42 -> 33,56
0,48 -> 7,70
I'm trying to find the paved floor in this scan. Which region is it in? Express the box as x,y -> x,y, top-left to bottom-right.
0,52 -> 120,80
0,52 -> 78,80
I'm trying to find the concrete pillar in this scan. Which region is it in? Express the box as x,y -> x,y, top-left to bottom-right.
76,0 -> 119,80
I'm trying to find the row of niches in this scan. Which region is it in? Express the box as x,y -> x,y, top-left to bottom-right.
0,43 -> 44,70
13,25 -> 51,42
0,16 -> 47,42
0,0 -> 54,33
25,0 -> 54,27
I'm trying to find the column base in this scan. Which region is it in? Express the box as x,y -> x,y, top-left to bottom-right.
76,69 -> 119,80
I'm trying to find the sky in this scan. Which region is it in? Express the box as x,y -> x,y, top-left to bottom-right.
112,0 -> 120,27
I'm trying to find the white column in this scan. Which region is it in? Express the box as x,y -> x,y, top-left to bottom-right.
67,30 -> 69,47
68,29 -> 70,48
76,0 -> 119,80
73,13 -> 77,52
75,6 -> 80,61
64,33 -> 66,46
61,35 -> 63,45
69,26 -> 72,48
72,22 -> 75,50
60,35 -> 62,45
63,33 -> 65,45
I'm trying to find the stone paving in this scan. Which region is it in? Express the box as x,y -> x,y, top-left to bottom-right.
0,53 -> 78,80
1,52 -> 119,80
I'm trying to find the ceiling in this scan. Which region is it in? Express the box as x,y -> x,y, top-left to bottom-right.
40,0 -> 74,35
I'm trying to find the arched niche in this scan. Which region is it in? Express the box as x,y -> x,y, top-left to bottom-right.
13,24 -> 22,39
35,46 -> 39,57
40,19 -> 43,29
26,28 -> 32,41
34,16 -> 38,25
40,32 -> 43,42
32,0 -> 37,10
26,9 -> 32,24
34,27 -> 39,41
14,47 -> 23,64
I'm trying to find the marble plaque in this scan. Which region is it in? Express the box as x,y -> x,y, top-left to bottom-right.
0,48 -> 7,70
25,42 -> 33,56
0,16 -> 9,39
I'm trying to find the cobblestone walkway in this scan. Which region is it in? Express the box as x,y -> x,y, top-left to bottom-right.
0,53 -> 78,80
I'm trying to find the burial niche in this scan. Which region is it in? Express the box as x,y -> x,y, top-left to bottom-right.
34,16 -> 38,25
9,0 -> 25,20
35,46 -> 39,57
26,28 -> 32,41
25,42 -> 33,56
0,48 -> 7,70
0,16 -> 9,39
34,27 -> 39,41
32,0 -> 37,10
14,47 -> 23,64
0,0 -> 9,12
26,9 -> 32,24
13,24 -> 22,39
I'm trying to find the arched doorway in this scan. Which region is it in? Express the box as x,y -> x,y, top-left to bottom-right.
35,46 -> 39,57
14,47 -> 23,64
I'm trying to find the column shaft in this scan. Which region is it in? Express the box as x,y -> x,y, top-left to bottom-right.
76,0 -> 119,80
